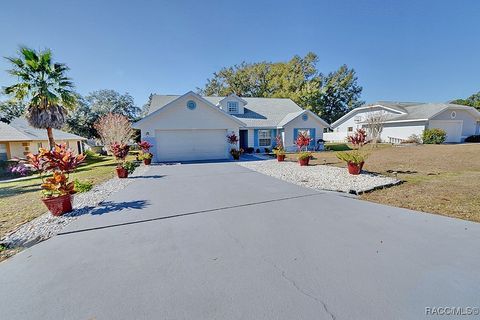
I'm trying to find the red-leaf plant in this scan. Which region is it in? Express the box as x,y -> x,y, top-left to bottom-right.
295,132 -> 312,152
138,140 -> 153,160
110,142 -> 130,168
27,144 -> 86,198
227,132 -> 239,145
138,140 -> 153,152
348,128 -> 367,149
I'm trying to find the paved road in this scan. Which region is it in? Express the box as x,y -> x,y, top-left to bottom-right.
1,162 -> 479,320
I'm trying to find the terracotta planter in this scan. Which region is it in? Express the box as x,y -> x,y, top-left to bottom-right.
116,167 -> 129,178
143,158 -> 152,165
277,154 -> 286,162
347,161 -> 364,175
298,158 -> 310,166
42,194 -> 73,216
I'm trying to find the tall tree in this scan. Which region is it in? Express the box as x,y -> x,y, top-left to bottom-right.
316,65 -> 363,123
0,99 -> 25,123
198,53 -> 363,123
4,47 -> 77,149
66,89 -> 141,138
451,91 -> 480,111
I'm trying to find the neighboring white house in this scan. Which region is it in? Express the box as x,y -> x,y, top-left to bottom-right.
134,91 -> 329,162
0,118 -> 86,160
325,101 -> 480,143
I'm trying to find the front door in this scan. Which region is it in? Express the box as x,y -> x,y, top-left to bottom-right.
239,130 -> 248,149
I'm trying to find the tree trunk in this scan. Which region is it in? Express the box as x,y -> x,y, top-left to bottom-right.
46,127 -> 55,150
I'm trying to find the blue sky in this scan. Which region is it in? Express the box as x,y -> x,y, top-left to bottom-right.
1,0 -> 479,106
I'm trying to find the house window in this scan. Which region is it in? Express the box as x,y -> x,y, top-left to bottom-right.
347,127 -> 353,132
187,100 -> 196,110
258,130 -> 271,146
298,129 -> 311,137
227,101 -> 238,113
0,143 -> 7,161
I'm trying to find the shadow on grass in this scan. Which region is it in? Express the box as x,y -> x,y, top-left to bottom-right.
0,184 -> 41,198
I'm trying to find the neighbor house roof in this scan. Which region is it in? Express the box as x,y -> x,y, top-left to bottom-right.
331,101 -> 480,127
147,94 -> 314,128
0,118 -> 86,142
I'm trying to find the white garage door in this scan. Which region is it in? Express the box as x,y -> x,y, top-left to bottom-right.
155,129 -> 228,161
428,120 -> 463,143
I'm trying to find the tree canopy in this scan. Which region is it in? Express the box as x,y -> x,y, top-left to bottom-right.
198,53 -> 363,123
451,91 -> 480,111
3,47 -> 77,148
67,89 -> 142,138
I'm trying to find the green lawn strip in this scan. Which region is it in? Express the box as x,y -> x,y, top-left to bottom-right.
0,155 -> 132,239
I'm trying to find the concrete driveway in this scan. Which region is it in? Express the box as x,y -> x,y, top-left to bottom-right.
1,162 -> 479,319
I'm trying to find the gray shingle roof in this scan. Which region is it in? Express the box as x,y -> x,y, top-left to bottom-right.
0,118 -> 86,142
332,101 -> 480,127
148,95 -> 305,128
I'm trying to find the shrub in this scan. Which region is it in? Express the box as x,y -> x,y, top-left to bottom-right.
138,140 -> 153,152
465,135 -> 480,143
422,128 -> 446,144
74,179 -> 93,193
402,134 -> 422,144
264,148 -> 270,153
256,148 -> 260,153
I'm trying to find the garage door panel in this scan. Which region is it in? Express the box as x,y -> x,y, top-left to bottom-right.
155,129 -> 228,161
429,120 -> 463,143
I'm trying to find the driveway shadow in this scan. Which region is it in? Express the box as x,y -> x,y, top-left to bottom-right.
128,175 -> 165,179
66,200 -> 149,217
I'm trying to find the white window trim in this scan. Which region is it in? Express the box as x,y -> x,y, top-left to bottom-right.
258,129 -> 271,147
227,101 -> 239,113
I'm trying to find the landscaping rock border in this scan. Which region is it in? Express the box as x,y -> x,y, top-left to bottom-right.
1,164 -> 151,249
238,160 -> 401,195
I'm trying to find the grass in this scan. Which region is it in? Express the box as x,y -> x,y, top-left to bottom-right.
285,143 -> 480,222
0,154 -> 134,241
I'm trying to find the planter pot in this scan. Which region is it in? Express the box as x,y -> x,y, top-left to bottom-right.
42,194 -> 73,216
347,161 -> 364,175
298,158 -> 310,166
277,154 -> 286,162
116,167 -> 129,178
143,158 -> 152,165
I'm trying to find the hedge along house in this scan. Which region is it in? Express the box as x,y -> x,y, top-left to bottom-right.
0,118 -> 86,160
325,101 -> 480,143
134,91 -> 329,162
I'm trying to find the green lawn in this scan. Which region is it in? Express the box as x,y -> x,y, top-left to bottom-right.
0,154 -> 130,240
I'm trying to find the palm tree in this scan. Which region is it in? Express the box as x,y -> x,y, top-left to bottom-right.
4,47 -> 77,149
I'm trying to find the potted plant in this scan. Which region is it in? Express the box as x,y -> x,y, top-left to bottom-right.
295,131 -> 312,166
138,141 -> 153,165
27,144 -> 85,216
111,142 -> 130,178
336,128 -> 368,175
227,132 -> 242,161
273,135 -> 286,161
336,151 -> 367,175
230,148 -> 244,160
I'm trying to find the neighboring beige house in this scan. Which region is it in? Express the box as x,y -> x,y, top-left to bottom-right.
0,118 -> 86,160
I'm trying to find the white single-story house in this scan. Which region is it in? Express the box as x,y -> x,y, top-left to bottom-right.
134,91 -> 329,161
325,101 -> 480,143
0,118 -> 86,160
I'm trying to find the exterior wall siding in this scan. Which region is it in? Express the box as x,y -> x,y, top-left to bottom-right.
283,115 -> 326,151
430,109 -> 478,137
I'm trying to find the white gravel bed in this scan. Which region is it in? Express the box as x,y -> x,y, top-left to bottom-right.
1,164 -> 151,249
239,160 -> 400,195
